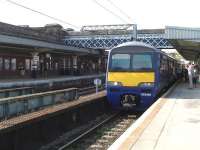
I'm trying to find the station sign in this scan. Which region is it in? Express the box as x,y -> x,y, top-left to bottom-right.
94,78 -> 102,86
33,56 -> 39,64
33,56 -> 39,61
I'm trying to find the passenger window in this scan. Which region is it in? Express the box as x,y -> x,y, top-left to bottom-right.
111,54 -> 130,70
11,58 -> 16,71
4,58 -> 10,70
132,54 -> 152,70
25,59 -> 31,70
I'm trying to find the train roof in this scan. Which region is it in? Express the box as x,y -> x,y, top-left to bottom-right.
110,41 -> 180,62
113,41 -> 158,51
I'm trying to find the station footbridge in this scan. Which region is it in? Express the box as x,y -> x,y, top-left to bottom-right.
65,24 -> 200,60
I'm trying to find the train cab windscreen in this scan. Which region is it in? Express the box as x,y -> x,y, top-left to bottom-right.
109,53 -> 153,71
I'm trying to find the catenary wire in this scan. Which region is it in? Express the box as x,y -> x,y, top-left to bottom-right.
106,0 -> 133,22
92,0 -> 130,24
5,0 -> 80,29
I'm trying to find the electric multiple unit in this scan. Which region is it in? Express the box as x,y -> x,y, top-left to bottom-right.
106,41 -> 181,111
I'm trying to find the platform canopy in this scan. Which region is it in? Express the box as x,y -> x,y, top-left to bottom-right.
165,26 -> 200,60
0,34 -> 99,55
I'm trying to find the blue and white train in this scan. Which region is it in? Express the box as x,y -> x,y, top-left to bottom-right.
106,41 -> 182,111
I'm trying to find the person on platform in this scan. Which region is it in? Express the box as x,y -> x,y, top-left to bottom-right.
192,64 -> 199,88
187,62 -> 194,89
18,62 -> 25,76
31,64 -> 37,79
183,65 -> 188,82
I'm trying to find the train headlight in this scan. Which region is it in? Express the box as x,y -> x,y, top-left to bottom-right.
139,82 -> 154,87
107,81 -> 123,86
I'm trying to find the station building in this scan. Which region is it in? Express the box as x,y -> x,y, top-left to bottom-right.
0,22 -> 105,79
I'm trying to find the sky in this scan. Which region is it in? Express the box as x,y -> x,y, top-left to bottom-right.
0,0 -> 200,30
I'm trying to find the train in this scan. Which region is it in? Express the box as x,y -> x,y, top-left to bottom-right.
106,41 -> 182,111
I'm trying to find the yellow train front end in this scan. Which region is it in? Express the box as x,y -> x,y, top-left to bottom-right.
107,72 -> 156,110
108,72 -> 155,87
106,42 -> 157,110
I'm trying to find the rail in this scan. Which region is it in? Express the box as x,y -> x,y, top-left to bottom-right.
58,112 -> 120,150
0,87 -> 33,98
57,112 -> 137,150
0,88 -> 78,120
78,85 -> 105,96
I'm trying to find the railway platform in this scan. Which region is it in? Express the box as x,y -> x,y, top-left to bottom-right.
0,91 -> 106,132
109,82 -> 200,150
0,90 -> 107,150
0,74 -> 105,89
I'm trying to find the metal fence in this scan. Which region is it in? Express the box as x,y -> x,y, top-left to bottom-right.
0,87 -> 33,98
0,88 -> 78,120
165,26 -> 200,40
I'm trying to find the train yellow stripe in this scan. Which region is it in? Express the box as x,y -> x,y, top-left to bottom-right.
108,72 -> 155,87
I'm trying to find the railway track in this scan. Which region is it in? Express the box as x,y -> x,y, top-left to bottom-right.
57,112 -> 138,150
78,86 -> 105,96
